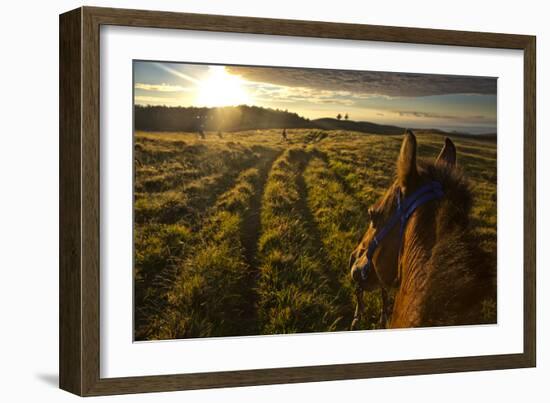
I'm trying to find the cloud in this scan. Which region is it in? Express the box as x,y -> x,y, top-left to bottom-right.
135,83 -> 190,92
248,83 -> 357,106
395,110 -> 493,123
134,95 -> 182,105
227,66 -> 497,98
154,63 -> 199,84
397,111 -> 457,119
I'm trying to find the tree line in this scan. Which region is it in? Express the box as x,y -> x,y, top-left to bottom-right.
134,105 -> 316,132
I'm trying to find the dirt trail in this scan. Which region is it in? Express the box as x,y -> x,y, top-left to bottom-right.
241,150 -> 281,268
293,150 -> 344,307
300,152 -> 365,328
239,150 -> 282,334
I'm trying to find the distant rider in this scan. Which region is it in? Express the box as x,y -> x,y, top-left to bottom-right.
281,128 -> 288,142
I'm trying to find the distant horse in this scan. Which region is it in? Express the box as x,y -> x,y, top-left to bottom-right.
349,131 -> 495,329
281,128 -> 288,143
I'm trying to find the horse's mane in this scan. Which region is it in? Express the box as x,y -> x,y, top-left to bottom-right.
371,159 -> 472,226
390,160 -> 496,327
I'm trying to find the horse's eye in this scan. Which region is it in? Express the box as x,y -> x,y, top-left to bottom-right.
368,207 -> 381,225
368,207 -> 375,222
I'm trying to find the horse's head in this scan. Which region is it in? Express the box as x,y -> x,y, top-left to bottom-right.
350,130 -> 456,292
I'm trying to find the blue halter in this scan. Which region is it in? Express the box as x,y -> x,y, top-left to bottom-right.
360,181 -> 444,281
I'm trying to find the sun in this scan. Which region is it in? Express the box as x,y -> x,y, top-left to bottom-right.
195,66 -> 251,107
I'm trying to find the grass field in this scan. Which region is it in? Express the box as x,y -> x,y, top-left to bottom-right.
133,128 -> 497,341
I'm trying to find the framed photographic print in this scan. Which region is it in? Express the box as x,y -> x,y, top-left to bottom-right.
59,6 -> 536,396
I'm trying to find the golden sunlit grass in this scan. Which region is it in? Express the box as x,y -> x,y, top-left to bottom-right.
134,129 -> 497,340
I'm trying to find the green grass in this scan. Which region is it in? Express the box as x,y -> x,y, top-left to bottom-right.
138,167 -> 265,340
303,155 -> 383,329
133,129 -> 497,340
256,149 -> 341,334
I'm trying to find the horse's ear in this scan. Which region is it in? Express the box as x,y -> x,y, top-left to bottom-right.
436,137 -> 456,167
397,130 -> 418,190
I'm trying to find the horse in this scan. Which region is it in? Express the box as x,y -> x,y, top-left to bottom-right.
349,130 -> 496,329
281,128 -> 288,143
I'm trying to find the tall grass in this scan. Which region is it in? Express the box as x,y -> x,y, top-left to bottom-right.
134,223 -> 194,338
303,156 -> 383,329
134,133 -> 276,340
134,130 -> 498,339
256,149 -> 341,334
145,167 -> 263,340
134,136 -> 262,225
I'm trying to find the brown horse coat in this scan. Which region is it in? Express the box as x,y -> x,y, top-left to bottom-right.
350,132 -> 496,328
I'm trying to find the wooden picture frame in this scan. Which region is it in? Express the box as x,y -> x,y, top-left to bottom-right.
59,6 -> 536,396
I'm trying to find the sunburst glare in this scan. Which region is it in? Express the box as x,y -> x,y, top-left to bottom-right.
195,66 -> 251,107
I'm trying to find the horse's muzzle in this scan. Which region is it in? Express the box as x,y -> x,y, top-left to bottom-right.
350,261 -> 376,291
350,244 -> 380,292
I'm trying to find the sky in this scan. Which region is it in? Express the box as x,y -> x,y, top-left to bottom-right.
134,61 -> 497,134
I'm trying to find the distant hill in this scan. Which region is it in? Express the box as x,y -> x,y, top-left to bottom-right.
134,105 -> 495,140
444,132 -> 497,142
311,118 -> 405,135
